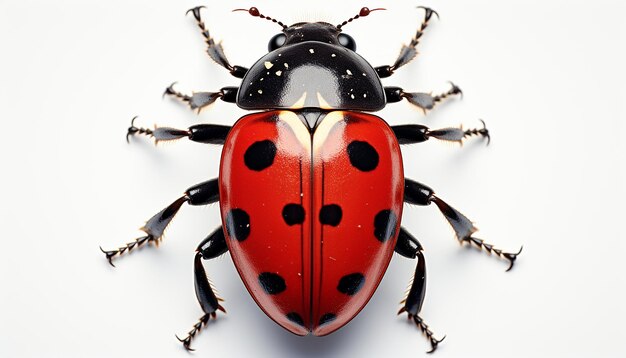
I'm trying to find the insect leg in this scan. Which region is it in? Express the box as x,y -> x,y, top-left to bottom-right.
186,6 -> 248,78
404,179 -> 522,271
395,228 -> 444,353
177,227 -> 228,351
392,120 -> 490,146
164,83 -> 238,113
126,117 -> 230,145
384,83 -> 462,113
100,179 -> 219,266
375,7 -> 438,78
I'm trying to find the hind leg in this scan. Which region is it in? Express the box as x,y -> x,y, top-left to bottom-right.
395,228 -> 445,353
176,227 -> 228,351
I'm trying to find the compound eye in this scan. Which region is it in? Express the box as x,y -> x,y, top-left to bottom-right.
338,33 -> 356,51
268,33 -> 286,51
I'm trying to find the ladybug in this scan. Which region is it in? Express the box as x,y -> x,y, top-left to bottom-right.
102,5 -> 522,353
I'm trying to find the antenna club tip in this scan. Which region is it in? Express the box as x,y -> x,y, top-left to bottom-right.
359,7 -> 386,16
232,7 -> 260,16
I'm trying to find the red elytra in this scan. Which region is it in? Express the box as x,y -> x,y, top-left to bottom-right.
219,110 -> 404,335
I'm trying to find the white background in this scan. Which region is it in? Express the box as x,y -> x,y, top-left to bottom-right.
1,0 -> 625,357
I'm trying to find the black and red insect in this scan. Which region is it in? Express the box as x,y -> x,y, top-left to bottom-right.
102,5 -> 521,353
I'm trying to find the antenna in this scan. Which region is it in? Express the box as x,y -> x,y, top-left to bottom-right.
336,7 -> 385,30
233,7 -> 288,30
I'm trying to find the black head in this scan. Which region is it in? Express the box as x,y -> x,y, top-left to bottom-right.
235,7 -> 386,112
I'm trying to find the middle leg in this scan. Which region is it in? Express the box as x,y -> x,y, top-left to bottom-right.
404,178 -> 522,271
100,179 -> 220,266
163,83 -> 238,113
385,83 -> 462,113
392,119 -> 490,146
126,116 -> 231,145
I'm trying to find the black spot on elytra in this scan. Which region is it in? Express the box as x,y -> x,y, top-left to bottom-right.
319,313 -> 337,326
374,209 -> 397,242
225,208 -> 250,242
286,312 -> 305,327
258,272 -> 286,295
347,140 -> 379,172
244,140 -> 277,171
319,204 -> 342,226
337,273 -> 365,296
282,204 -> 305,225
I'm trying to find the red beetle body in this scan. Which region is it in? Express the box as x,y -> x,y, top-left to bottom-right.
219,110 -> 404,335
103,6 -> 518,353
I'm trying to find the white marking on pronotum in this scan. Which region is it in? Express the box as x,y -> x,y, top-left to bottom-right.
264,61 -> 273,69
350,94 -> 355,99
275,70 -> 282,76
309,48 -> 315,54
284,63 -> 289,68
363,93 -> 367,98
258,89 -> 263,94
362,73 -> 367,77
289,92 -> 307,109
331,53 -> 336,57
316,92 -> 332,109
346,69 -> 353,75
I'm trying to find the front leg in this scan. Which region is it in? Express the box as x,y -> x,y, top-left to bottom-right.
164,83 -> 238,113
187,6 -> 248,78
385,83 -> 462,113
376,7 -> 439,78
395,228 -> 445,353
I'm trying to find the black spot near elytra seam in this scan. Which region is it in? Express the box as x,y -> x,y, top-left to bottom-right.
319,313 -> 337,326
225,208 -> 250,242
258,272 -> 286,295
373,209 -> 397,243
282,203 -> 305,225
347,140 -> 379,172
244,140 -> 277,171
319,204 -> 342,226
286,312 -> 305,327
337,273 -> 365,296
